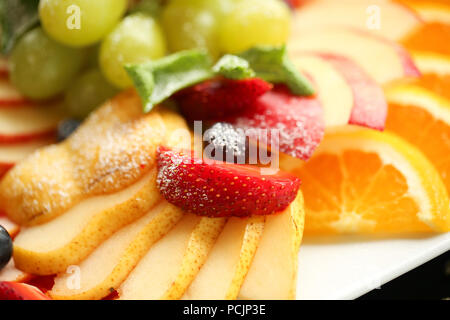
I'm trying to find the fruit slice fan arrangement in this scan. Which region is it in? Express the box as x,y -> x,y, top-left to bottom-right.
0,0 -> 449,300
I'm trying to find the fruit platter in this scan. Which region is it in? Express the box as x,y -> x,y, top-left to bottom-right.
0,0 -> 449,300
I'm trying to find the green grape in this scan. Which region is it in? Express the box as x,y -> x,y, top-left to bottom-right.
65,68 -> 118,119
99,13 -> 167,89
10,27 -> 86,100
39,0 -> 128,47
162,0 -> 234,59
219,0 -> 291,54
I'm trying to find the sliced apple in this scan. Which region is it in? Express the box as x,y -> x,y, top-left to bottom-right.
318,54 -> 387,130
0,163 -> 13,179
292,53 -> 387,129
289,27 -> 421,84
0,102 -> 64,143
118,214 -> 202,300
0,216 -> 20,238
292,54 -> 354,127
0,138 -> 55,179
238,191 -> 305,300
49,201 -> 184,300
182,216 -> 265,300
0,78 -> 28,107
13,169 -> 162,275
292,0 -> 422,41
0,138 -> 54,164
0,260 -> 32,282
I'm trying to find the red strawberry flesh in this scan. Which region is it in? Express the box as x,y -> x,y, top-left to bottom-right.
175,77 -> 272,121
226,85 -> 325,161
0,281 -> 50,300
156,146 -> 301,217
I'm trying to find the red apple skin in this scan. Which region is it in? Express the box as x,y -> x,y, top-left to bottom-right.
0,163 -> 14,179
0,79 -> 30,108
398,47 -> 422,78
317,53 -> 388,131
349,28 -> 421,78
0,130 -> 56,144
0,58 -> 9,78
0,98 -> 30,108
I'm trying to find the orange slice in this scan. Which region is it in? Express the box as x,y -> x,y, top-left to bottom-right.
385,83 -> 450,196
288,127 -> 449,234
402,22 -> 450,56
397,0 -> 450,24
410,52 -> 450,101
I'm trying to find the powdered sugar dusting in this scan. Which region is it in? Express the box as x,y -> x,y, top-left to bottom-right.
230,87 -> 325,160
0,90 -> 188,225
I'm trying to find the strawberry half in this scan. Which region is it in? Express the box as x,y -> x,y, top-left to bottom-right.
226,85 -> 325,161
156,146 -> 301,217
175,77 -> 272,121
0,281 -> 50,300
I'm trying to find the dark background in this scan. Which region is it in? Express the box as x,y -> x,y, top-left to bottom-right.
359,250 -> 450,300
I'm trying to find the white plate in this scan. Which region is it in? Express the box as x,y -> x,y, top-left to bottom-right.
296,232 -> 450,299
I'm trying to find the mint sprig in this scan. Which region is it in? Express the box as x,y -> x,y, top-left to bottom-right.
126,46 -> 315,113
0,0 -> 40,54
238,46 -> 315,96
126,49 -> 214,113
213,54 -> 255,80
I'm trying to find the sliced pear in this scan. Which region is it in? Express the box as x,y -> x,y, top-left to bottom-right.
118,215 -> 226,300
13,169 -> 161,275
162,217 -> 227,299
117,214 -> 201,300
289,28 -> 419,84
238,191 -> 305,300
49,201 -> 184,300
182,216 -> 265,300
0,90 -> 187,226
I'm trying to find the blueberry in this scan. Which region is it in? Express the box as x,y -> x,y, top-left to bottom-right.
0,225 -> 12,271
204,123 -> 248,164
57,119 -> 81,142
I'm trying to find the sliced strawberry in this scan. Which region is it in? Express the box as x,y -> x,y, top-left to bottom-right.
25,275 -> 56,293
175,77 -> 272,121
156,146 -> 301,217
0,281 -> 51,300
226,85 -> 325,161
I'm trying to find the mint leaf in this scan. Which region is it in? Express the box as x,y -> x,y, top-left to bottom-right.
127,46 -> 315,113
213,54 -> 255,80
238,46 -> 315,96
0,0 -> 40,54
126,49 -> 214,113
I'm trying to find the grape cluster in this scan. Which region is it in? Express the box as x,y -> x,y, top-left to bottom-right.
9,0 -> 291,118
